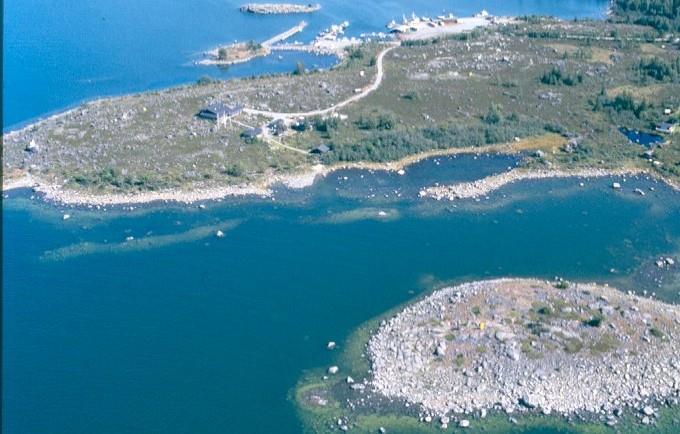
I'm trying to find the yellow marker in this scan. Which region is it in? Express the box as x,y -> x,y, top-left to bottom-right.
479,322 -> 486,331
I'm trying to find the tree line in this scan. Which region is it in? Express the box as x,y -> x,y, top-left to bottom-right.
612,0 -> 680,32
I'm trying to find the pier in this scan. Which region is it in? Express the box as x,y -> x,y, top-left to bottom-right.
262,21 -> 308,47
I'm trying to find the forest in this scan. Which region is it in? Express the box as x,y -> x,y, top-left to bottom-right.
612,0 -> 680,32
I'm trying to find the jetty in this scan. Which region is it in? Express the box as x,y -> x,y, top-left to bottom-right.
199,21 -> 307,66
240,3 -> 320,14
262,21 -> 307,47
270,21 -> 358,56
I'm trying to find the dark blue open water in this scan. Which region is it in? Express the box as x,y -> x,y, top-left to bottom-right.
4,155 -> 680,434
9,1 -> 673,434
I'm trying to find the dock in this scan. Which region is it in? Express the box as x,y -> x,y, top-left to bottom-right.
262,21 -> 308,47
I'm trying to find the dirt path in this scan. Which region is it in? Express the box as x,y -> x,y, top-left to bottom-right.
243,43 -> 398,119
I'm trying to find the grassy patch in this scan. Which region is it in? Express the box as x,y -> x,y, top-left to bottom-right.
589,334 -> 619,354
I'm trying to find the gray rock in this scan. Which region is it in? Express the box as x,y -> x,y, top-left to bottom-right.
495,331 -> 515,342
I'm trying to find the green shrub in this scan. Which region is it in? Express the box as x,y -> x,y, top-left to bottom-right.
650,327 -> 665,339
583,315 -> 604,327
540,67 -> 583,86
293,61 -> 305,76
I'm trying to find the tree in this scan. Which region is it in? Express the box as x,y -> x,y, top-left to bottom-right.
217,47 -> 229,61
293,61 -> 305,75
246,40 -> 262,51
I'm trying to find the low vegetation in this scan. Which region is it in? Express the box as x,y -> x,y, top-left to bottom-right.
3,16 -> 679,196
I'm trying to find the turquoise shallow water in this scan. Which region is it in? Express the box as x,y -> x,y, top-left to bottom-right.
3,0 -> 608,129
4,155 -> 680,434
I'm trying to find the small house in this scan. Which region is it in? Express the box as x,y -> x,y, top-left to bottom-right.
656,122 -> 678,134
198,103 -> 243,125
310,144 -> 330,154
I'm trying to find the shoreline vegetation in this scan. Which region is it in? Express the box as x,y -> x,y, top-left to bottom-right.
3,8 -> 679,207
4,147 -> 680,207
295,278 -> 680,433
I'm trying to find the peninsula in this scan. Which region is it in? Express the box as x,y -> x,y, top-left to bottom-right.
199,21 -> 307,66
3,4 -> 678,205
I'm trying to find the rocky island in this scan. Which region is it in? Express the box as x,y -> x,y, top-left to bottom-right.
296,278 -> 680,432
370,279 -> 679,423
239,3 -> 320,15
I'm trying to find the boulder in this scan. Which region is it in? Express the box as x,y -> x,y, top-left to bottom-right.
495,331 -> 515,342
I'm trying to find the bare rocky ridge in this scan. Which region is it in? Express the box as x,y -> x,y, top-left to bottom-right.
368,279 -> 680,424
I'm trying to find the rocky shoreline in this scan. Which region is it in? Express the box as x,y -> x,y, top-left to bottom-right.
418,167 -> 680,201
5,159 -> 680,208
367,278 -> 680,429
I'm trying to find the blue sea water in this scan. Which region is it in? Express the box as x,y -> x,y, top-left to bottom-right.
3,0 -> 608,129
4,155 -> 680,434
9,1 -> 670,434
